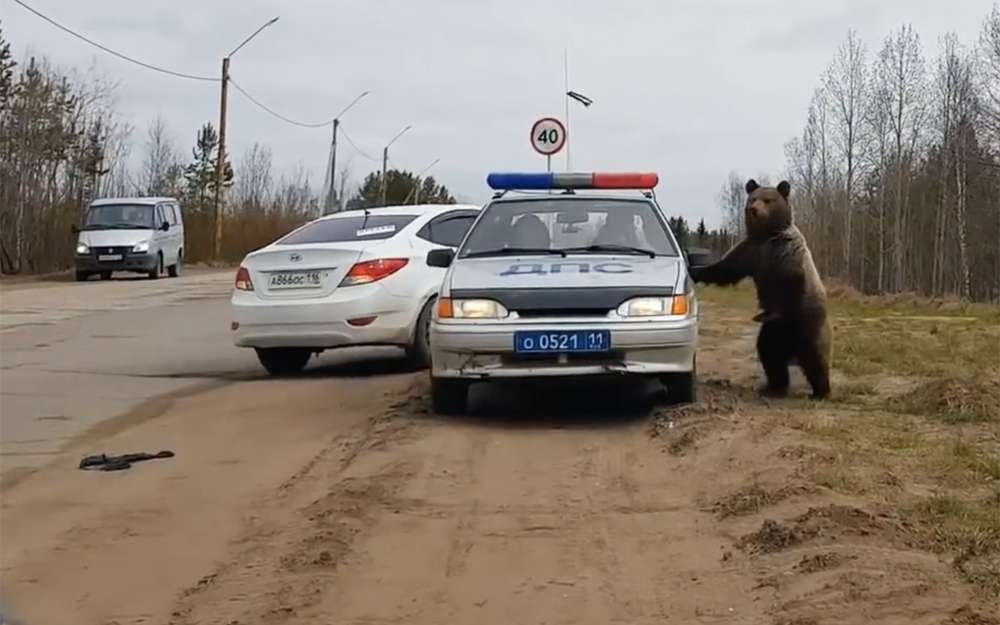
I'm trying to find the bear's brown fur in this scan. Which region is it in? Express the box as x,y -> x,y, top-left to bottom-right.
690,179 -> 831,399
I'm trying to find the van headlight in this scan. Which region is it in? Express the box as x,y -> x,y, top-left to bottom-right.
436,298 -> 509,319
76,243 -> 89,255
132,241 -> 150,253
618,295 -> 689,317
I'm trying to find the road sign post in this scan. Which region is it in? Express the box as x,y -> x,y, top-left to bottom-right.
530,117 -> 566,168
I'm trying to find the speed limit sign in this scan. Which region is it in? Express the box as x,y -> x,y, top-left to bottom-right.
530,117 -> 566,156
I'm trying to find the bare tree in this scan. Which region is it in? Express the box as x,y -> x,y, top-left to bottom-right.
824,29 -> 869,282
874,24 -> 927,292
140,115 -> 179,196
716,171 -> 745,236
235,142 -> 273,213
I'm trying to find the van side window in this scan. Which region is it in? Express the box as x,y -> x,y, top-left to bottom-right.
155,205 -> 166,227
168,204 -> 179,225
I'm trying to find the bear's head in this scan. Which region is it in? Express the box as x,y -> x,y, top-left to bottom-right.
744,179 -> 792,240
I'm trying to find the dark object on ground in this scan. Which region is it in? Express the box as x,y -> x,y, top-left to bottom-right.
79,450 -> 175,471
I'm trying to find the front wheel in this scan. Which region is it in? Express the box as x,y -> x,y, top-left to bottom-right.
75,271 -> 90,282
661,357 -> 697,404
147,253 -> 163,280
404,298 -> 435,370
430,377 -> 469,415
168,251 -> 182,278
255,347 -> 312,376
100,271 -> 112,280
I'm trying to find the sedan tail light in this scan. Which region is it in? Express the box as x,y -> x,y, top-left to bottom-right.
235,266 -> 254,291
340,258 -> 409,286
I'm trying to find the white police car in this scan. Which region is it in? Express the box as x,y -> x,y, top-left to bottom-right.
425,171 -> 699,414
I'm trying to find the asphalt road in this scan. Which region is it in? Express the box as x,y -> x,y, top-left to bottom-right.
0,269 -> 399,486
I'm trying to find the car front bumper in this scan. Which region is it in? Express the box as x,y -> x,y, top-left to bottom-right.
430,317 -> 698,379
231,282 -> 421,350
75,252 -> 157,273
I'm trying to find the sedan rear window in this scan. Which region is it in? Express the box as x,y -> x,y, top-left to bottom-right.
276,215 -> 418,245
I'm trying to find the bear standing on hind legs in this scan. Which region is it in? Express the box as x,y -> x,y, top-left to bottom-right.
689,179 -> 832,400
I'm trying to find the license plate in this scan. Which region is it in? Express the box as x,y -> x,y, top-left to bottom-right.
97,254 -> 122,261
513,330 -> 611,354
268,271 -> 323,289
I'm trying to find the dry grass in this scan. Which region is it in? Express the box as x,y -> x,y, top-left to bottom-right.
697,282 -> 1000,597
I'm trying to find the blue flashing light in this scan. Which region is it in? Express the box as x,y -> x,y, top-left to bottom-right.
486,172 -> 554,190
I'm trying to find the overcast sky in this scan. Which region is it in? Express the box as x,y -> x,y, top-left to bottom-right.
4,0 -> 994,226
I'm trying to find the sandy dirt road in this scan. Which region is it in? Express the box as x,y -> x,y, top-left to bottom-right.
1,287 -> 989,625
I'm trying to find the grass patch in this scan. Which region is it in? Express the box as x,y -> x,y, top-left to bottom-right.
911,492 -> 1000,596
894,373 -> 1000,424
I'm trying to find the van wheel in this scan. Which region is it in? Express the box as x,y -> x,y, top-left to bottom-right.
255,348 -> 311,376
430,376 -> 469,415
168,252 -> 182,278
404,298 -> 435,370
75,271 -> 90,282
147,253 -> 162,280
100,271 -> 112,280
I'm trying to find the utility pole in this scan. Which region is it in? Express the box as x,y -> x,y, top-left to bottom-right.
210,17 -> 279,261
322,90 -> 370,215
323,118 -> 340,214
379,124 -> 412,207
212,56 -> 230,261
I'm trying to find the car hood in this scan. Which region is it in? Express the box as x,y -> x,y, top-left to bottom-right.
79,229 -> 155,248
449,254 -> 683,291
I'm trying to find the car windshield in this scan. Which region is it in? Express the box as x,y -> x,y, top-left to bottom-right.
275,214 -> 418,245
83,204 -> 155,229
458,198 -> 678,258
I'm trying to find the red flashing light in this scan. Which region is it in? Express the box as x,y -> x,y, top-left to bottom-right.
592,172 -> 659,189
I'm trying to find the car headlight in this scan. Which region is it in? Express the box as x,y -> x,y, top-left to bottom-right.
132,241 -> 150,253
618,295 -> 689,317
436,298 -> 509,319
76,243 -> 89,255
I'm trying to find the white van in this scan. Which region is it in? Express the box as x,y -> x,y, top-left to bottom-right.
72,197 -> 185,281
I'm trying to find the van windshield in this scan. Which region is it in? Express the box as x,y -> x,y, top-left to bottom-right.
83,204 -> 155,230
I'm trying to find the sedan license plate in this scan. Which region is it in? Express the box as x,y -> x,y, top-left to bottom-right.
514,330 -> 611,354
97,254 -> 122,261
269,271 -> 322,290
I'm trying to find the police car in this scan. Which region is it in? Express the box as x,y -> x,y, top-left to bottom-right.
425,171 -> 699,414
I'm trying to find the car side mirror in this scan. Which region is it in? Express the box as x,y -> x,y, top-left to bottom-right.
426,248 -> 454,268
70,224 -> 80,234
161,221 -> 170,232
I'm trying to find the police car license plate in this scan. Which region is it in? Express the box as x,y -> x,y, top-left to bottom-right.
514,330 -> 611,354
269,271 -> 322,289
98,254 -> 122,261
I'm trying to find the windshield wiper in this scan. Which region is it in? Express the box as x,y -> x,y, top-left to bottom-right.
463,247 -> 567,258
558,244 -> 658,258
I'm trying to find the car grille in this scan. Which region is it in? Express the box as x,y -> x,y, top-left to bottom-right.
93,246 -> 133,257
514,308 -> 612,318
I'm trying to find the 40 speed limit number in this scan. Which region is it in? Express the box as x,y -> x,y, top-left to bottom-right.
530,117 -> 566,156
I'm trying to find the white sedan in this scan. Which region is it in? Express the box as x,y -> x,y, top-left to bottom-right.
231,204 -> 482,375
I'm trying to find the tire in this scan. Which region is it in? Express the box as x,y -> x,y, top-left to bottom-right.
168,251 -> 182,278
255,347 -> 311,376
100,271 -> 112,280
75,271 -> 90,282
430,376 -> 469,415
147,253 -> 163,280
662,356 -> 697,404
404,297 -> 435,370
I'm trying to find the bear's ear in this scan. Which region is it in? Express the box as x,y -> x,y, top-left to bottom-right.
745,179 -> 759,194
777,180 -> 791,199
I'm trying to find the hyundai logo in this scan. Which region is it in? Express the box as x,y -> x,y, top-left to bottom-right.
289,253 -> 302,262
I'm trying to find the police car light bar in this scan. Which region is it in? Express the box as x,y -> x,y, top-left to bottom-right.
486,172 -> 659,191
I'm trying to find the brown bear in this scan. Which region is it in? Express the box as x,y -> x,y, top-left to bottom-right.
689,179 -> 831,399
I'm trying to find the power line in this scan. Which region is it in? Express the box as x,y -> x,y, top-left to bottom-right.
228,76 -> 335,128
10,0 -> 219,82
339,126 -> 379,161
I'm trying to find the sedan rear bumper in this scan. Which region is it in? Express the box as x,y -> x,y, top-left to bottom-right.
430,317 -> 697,379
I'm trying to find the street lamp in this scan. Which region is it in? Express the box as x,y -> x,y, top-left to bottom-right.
212,16 -> 280,261
403,158 -> 441,205
379,124 -> 412,207
323,90 -> 371,215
